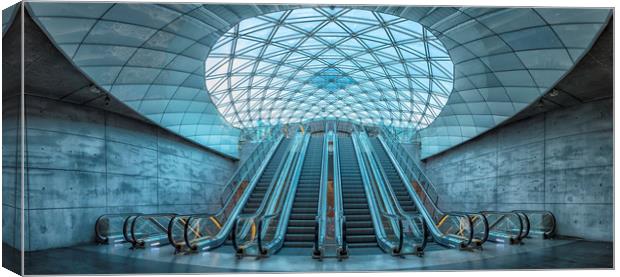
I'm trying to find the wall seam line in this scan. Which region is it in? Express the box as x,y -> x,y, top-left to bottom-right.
105,110 -> 109,214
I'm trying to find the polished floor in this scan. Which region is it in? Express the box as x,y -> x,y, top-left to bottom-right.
11,239 -> 612,274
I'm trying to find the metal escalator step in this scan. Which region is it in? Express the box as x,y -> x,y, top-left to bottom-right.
285,234 -> 314,242
346,227 -> 375,235
296,188 -> 319,192
348,242 -> 378,248
293,200 -> 318,205
292,208 -> 317,214
346,221 -> 373,228
283,241 -> 314,248
344,214 -> 372,221
346,235 -> 376,243
286,226 -> 314,234
288,218 -> 316,224
341,189 -> 365,193
344,194 -> 366,198
342,203 -> 369,209
341,198 -> 367,204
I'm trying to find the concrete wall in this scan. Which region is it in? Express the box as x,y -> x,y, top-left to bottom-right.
2,9 -> 23,253
423,99 -> 613,241
20,95 -> 236,251
2,94 -> 23,251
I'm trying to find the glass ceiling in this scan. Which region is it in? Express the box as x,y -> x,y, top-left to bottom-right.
205,8 -> 454,129
22,3 -> 611,158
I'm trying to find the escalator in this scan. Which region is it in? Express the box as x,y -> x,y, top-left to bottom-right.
284,137 -> 323,248
242,139 -> 291,214
284,136 -> 323,248
338,136 -> 378,248
369,138 -> 417,213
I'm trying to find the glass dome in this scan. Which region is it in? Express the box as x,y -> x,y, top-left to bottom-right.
205,7 -> 454,129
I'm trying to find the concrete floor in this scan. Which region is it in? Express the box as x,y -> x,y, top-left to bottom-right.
13,239 -> 612,274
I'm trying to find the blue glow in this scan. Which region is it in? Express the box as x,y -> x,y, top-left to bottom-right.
205,8 -> 454,129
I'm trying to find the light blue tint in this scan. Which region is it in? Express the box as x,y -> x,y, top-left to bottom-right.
24,3 -> 612,159
205,7 -> 454,130
2,2 -> 18,35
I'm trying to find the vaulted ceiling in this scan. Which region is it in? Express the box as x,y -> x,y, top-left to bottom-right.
15,3 -> 612,158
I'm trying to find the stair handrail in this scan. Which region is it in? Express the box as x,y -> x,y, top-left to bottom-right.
232,133 -> 304,255
375,130 -> 475,248
357,131 -> 427,255
183,131 -> 284,251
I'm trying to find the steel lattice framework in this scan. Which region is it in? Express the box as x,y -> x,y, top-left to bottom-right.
205,7 -> 454,129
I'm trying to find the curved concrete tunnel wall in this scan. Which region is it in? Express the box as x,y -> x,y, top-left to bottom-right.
20,97 -> 236,251
2,10 -> 237,251
421,21 -> 613,242
423,99 -> 613,241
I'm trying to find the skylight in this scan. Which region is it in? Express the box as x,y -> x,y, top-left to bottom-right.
205,7 -> 454,130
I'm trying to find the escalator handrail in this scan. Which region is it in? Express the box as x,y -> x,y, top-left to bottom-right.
131,213 -> 176,246
234,135 -> 302,240
95,213 -> 141,243
511,209 -> 556,238
332,131 -> 347,256
249,134 -> 301,218
513,211 -> 531,239
363,135 -> 430,240
350,130 -> 399,252
255,133 -> 310,255
231,217 -> 240,253
188,134 -> 284,222
340,215 -> 348,255
378,127 -> 440,205
313,215 -> 321,257
358,132 -> 428,252
375,134 -> 475,248
481,210 -> 524,242
377,133 -> 443,218
233,133 -> 305,253
184,135 -> 285,251
219,124 -> 283,206
453,211 -> 490,245
315,130 -> 331,253
122,215 -> 140,244
167,213 -> 206,250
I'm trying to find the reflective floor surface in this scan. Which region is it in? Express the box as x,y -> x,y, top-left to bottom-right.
13,239 -> 613,274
